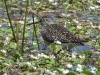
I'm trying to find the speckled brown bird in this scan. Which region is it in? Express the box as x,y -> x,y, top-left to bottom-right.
40,14 -> 88,48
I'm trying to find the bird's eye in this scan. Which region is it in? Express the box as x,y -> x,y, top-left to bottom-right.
44,18 -> 48,22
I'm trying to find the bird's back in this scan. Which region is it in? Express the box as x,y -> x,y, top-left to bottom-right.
41,24 -> 87,45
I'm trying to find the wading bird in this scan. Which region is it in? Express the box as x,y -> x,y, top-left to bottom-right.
40,14 -> 88,49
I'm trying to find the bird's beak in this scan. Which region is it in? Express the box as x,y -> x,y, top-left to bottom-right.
27,13 -> 63,26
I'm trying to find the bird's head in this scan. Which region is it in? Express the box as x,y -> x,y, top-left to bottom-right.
41,14 -> 55,25
27,13 -> 62,26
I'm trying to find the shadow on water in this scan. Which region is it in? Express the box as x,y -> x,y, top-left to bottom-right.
70,45 -> 93,54
12,72 -> 19,75
1,24 -> 10,28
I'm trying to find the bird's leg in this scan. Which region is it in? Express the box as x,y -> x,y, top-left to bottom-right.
42,43 -> 48,50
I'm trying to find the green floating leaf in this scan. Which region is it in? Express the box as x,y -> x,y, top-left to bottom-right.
96,71 -> 100,75
0,2 -> 3,7
69,27 -> 76,31
9,42 -> 17,49
98,39 -> 100,45
0,42 -> 4,48
0,51 -> 5,57
25,33 -> 30,37
67,72 -> 76,75
54,45 -> 62,51
49,59 -> 55,64
82,71 -> 93,75
33,44 -> 38,48
12,51 -> 21,61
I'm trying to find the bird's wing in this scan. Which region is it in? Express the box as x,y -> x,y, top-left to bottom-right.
41,24 -> 87,44
52,24 -> 87,43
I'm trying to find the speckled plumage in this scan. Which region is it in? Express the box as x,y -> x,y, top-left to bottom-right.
40,15 -> 87,46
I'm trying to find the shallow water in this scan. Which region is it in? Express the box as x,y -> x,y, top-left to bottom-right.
0,0 -> 100,52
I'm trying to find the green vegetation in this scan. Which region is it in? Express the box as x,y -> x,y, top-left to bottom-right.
0,0 -> 100,75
